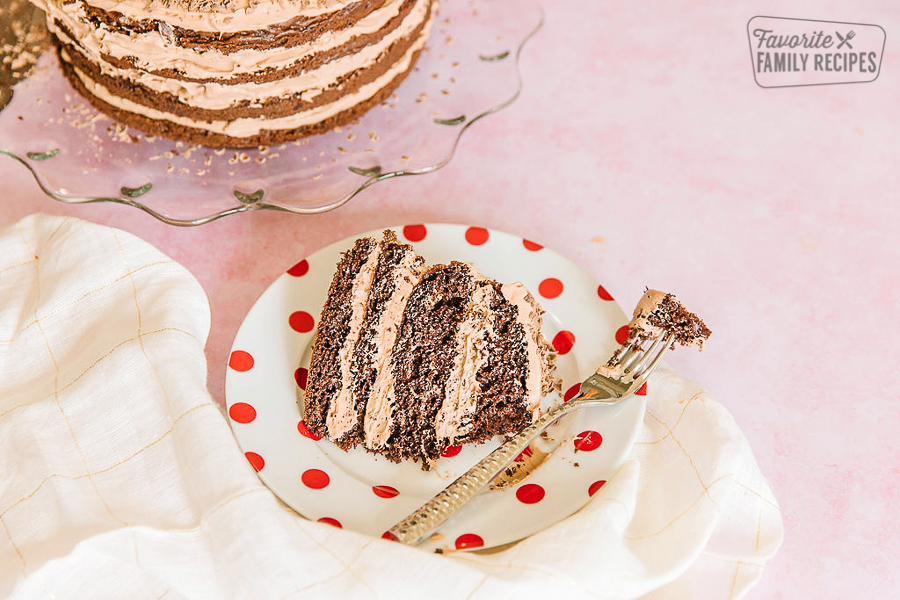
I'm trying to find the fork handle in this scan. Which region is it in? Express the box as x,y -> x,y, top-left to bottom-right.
388,399 -> 578,545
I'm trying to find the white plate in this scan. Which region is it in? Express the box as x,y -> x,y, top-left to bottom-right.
225,224 -> 642,552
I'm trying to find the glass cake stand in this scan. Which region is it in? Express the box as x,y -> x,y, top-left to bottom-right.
0,0 -> 541,226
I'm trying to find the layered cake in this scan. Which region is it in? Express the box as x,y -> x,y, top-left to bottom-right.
32,0 -> 437,147
303,231 -> 558,468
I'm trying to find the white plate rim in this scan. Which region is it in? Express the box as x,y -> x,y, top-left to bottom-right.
224,223 -> 643,552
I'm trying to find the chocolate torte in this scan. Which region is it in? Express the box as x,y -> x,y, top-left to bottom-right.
32,0 -> 437,147
303,231 -> 558,469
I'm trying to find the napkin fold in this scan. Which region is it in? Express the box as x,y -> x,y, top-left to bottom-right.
0,214 -> 782,599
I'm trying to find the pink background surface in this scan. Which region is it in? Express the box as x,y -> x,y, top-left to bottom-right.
1,1 -> 898,597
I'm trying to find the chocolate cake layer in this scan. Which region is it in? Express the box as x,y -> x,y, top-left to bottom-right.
383,262 -> 475,464
350,232 -> 425,450
461,283 -> 532,443
646,292 -> 712,347
304,237 -> 377,438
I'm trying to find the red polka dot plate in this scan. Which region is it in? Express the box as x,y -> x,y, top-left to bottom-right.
225,224 -> 641,552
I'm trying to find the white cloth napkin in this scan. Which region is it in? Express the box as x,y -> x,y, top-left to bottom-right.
0,214 -> 782,599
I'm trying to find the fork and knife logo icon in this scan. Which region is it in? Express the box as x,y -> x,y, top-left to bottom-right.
836,30 -> 856,49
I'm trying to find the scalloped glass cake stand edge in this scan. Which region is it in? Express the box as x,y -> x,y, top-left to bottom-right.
1,4 -> 542,227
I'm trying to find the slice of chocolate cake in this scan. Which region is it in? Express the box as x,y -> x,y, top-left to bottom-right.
303,231 -> 557,469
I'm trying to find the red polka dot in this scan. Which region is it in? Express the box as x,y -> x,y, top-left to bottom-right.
522,239 -> 543,251
615,325 -> 630,345
245,452 -> 264,472
455,533 -> 484,550
597,284 -> 614,301
297,420 -> 321,441
382,531 -> 398,541
287,259 -> 309,277
515,483 -> 545,504
289,311 -> 315,333
229,402 -> 256,423
635,382 -> 648,396
588,480 -> 607,497
317,517 -> 342,528
228,350 -> 254,372
372,485 -> 399,498
441,445 -> 462,458
294,367 -> 309,390
403,224 -> 427,242
574,431 -> 603,452
514,445 -> 534,463
465,227 -> 489,245
564,383 -> 581,402
552,331 -> 575,355
538,278 -> 563,299
301,469 -> 330,489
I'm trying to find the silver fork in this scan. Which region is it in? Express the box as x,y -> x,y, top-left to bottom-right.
388,330 -> 676,545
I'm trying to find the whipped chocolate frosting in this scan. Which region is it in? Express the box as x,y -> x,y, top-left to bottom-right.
362,250 -> 424,449
325,241 -> 382,440
434,284 -> 497,442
